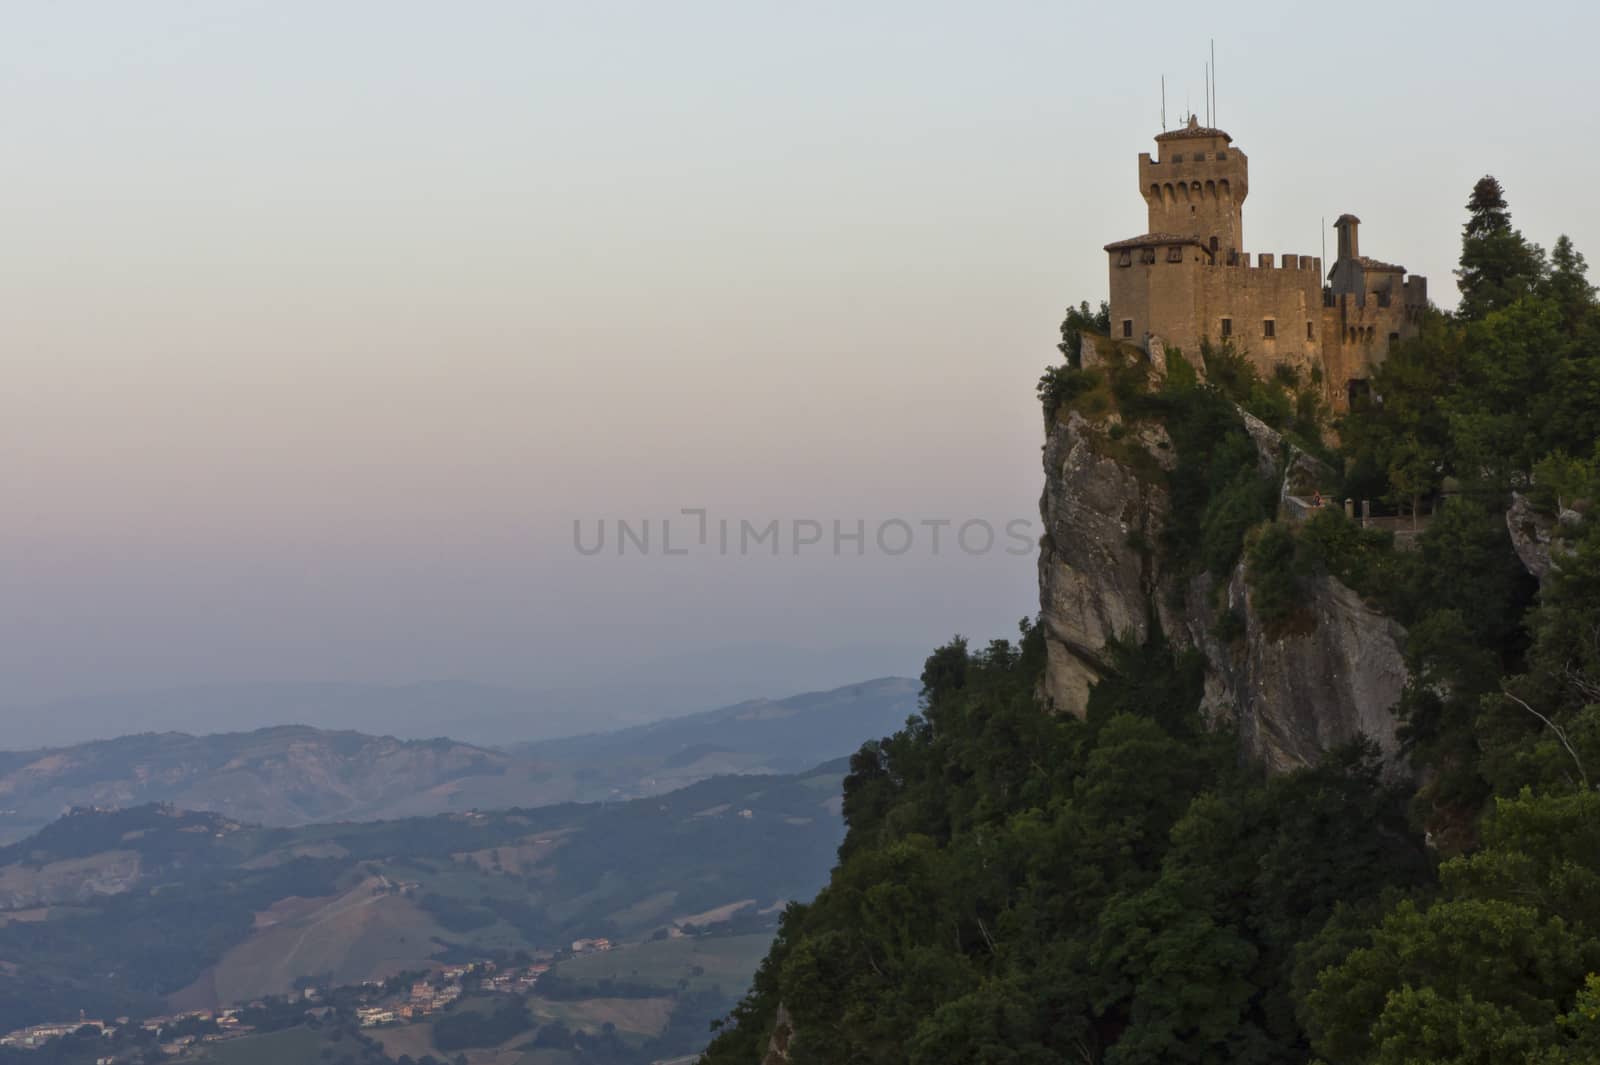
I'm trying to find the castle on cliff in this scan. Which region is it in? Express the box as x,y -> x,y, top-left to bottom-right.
1104,115 -> 1427,409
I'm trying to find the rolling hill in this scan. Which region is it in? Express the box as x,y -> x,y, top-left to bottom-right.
0,679 -> 915,844
0,760 -> 849,1031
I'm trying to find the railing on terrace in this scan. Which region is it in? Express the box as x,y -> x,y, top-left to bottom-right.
1283,495 -> 1435,542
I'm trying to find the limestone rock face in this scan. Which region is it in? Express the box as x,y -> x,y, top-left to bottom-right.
1162,569 -> 1407,771
1507,492 -> 1555,581
1038,399 -> 1409,772
1037,409 -> 1169,713
761,1002 -> 795,1065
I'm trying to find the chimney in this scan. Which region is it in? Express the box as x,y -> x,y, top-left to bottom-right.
1334,214 -> 1361,262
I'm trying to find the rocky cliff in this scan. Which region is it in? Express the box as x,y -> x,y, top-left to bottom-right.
1038,341 -> 1409,771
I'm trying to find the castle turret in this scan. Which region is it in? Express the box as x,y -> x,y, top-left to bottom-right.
1138,115 -> 1248,255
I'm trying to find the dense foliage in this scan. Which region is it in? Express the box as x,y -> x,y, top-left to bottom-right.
701,624 -> 1428,1063
703,176 -> 1600,1063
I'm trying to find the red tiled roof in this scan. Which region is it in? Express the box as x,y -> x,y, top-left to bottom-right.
1155,118 -> 1232,143
1104,232 -> 1209,251
1356,255 -> 1405,273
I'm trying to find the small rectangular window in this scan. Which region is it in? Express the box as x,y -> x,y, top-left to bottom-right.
1192,151 -> 1205,162
1167,245 -> 1184,263
1220,318 -> 1233,338
1307,322 -> 1315,340
1118,250 -> 1132,267
1171,153 -> 1184,163
1140,247 -> 1157,264
1122,319 -> 1133,339
1263,319 -> 1276,339
1216,151 -> 1227,160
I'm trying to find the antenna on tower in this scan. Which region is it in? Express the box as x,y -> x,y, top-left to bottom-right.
1211,39 -> 1217,125
1204,62 -> 1209,126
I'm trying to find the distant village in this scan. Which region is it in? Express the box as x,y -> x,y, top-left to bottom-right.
0,937 -> 615,1061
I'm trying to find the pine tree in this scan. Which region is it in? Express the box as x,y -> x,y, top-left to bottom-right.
1456,175 -> 1546,320
1542,235 -> 1598,327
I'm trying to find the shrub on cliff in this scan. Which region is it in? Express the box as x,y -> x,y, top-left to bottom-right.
1245,522 -> 1304,631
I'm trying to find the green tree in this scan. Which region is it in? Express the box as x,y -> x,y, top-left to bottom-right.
1542,235 -> 1597,324
1304,790 -> 1600,1064
1059,300 -> 1111,367
1456,175 -> 1547,320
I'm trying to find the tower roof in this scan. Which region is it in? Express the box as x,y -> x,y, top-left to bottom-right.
1155,115 -> 1231,143
1334,213 -> 1362,226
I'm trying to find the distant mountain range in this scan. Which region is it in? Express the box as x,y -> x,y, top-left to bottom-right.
515,677 -> 920,773
3,641 -> 929,749
0,678 -> 918,843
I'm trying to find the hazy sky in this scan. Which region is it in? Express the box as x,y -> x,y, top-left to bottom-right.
3,2 -> 1595,706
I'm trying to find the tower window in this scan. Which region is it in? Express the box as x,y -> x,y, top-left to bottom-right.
1172,153 -> 1184,163
1220,318 -> 1233,338
1307,322 -> 1315,340
1140,247 -> 1157,264
1192,151 -> 1205,161
1216,151 -> 1227,160
1118,250 -> 1132,267
1263,319 -> 1276,339
1122,319 -> 1133,339
1166,245 -> 1184,262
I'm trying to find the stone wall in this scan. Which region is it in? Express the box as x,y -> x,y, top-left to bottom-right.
1320,285 -> 1428,409
1108,251 -> 1324,377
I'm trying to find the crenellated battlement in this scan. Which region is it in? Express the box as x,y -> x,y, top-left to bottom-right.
1104,117 -> 1426,410
1209,253 -> 1322,273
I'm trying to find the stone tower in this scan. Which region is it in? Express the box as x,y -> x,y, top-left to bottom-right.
1138,115 -> 1248,256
